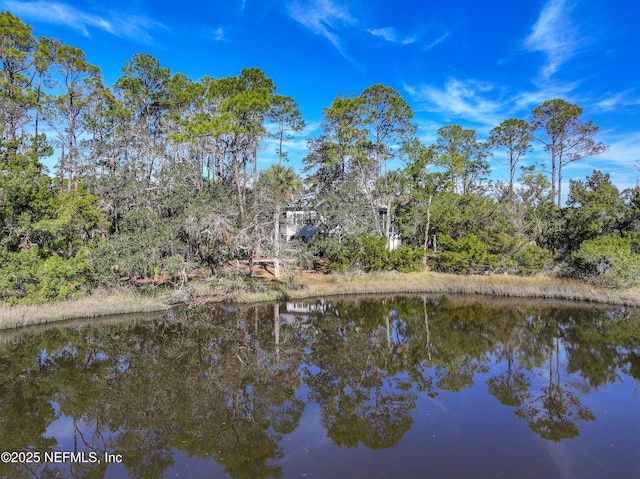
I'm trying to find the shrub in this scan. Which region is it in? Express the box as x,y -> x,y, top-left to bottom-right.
0,247 -> 93,304
514,244 -> 552,275
389,246 -> 424,272
433,234 -> 490,274
317,235 -> 423,273
571,233 -> 640,288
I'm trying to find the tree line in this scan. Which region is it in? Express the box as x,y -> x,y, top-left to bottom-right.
1,12 -> 639,304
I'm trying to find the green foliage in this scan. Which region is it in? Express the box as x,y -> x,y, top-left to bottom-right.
564,170 -> 625,249
0,247 -> 93,304
428,192 -> 506,241
433,234 -> 492,274
295,246 -> 318,270
318,235 -> 423,273
0,144 -> 108,304
530,99 -> 608,207
388,246 -> 425,272
436,125 -> 489,195
92,231 -> 162,281
513,244 -> 552,275
0,11 -> 632,304
32,186 -> 108,258
570,233 -> 640,288
489,118 -> 533,192
433,233 -> 550,275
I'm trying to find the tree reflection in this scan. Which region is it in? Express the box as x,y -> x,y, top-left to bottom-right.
303,300 -> 417,449
516,337 -> 595,441
0,296 -> 639,478
0,304 -> 306,479
486,308 -> 532,407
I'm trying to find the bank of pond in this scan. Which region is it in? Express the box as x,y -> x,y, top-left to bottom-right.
1,294 -> 639,478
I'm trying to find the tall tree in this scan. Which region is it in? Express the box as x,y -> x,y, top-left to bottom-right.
318,93 -> 381,235
358,84 -> 416,179
32,36 -> 60,143
436,125 -> 489,195
114,53 -> 170,184
308,86 -> 415,240
0,12 -> 35,146
256,165 -> 301,278
516,166 -> 559,250
268,94 -> 304,166
530,99 -> 608,207
489,118 -> 532,196
398,139 -> 445,258
45,45 -> 101,191
208,67 -> 276,220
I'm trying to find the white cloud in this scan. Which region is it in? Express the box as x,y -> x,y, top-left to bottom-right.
524,0 -> 578,79
601,131 -> 640,168
594,90 -> 640,112
6,0 -> 112,36
4,1 -> 165,43
368,27 -> 419,45
211,27 -> 228,42
565,130 -> 640,191
511,81 -> 580,111
287,0 -> 357,65
404,76 -> 590,141
369,27 -> 397,42
407,78 -> 505,128
426,32 -> 449,50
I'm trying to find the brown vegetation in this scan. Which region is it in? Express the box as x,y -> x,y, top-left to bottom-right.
0,290 -> 169,330
3,270 -> 639,331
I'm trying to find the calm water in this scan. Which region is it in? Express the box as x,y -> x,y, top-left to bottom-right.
1,295 -> 639,479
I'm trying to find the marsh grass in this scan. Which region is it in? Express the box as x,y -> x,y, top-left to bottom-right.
2,271 -> 639,330
232,271 -> 640,307
0,290 -> 169,330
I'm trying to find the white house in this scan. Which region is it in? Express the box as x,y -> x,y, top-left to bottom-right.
283,207 -> 402,250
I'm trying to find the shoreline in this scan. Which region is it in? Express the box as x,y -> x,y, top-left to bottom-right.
2,271 -> 640,330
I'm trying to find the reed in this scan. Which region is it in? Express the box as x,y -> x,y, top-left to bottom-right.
0,290 -> 169,330
232,271 -> 640,307
2,271 -> 639,331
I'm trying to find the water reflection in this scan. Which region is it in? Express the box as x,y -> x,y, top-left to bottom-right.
1,296 -> 639,478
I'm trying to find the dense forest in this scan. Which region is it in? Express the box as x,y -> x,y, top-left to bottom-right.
2,12 -> 640,305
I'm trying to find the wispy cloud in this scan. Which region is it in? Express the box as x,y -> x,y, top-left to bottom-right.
211,27 -> 229,42
574,130 -> 640,190
368,27 -> 419,45
407,78 -> 505,128
511,80 -> 580,111
287,0 -> 357,65
426,32 -> 449,50
369,27 -> 397,42
404,75 -> 585,135
4,1 -> 165,43
594,90 -> 640,112
524,0 -> 578,79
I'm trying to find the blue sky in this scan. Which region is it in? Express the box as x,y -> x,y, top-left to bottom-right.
3,0 -> 640,195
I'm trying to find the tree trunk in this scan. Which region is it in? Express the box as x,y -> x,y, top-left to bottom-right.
274,205 -> 281,278
423,194 -> 433,265
232,152 -> 245,220
551,150 -> 557,207
557,162 -> 563,208
385,201 -> 392,242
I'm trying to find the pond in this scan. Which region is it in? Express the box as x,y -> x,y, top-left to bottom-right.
1,295 -> 639,478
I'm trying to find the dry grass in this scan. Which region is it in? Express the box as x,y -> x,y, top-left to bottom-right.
0,290 -> 169,330
2,271 -> 639,331
231,270 -> 640,307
